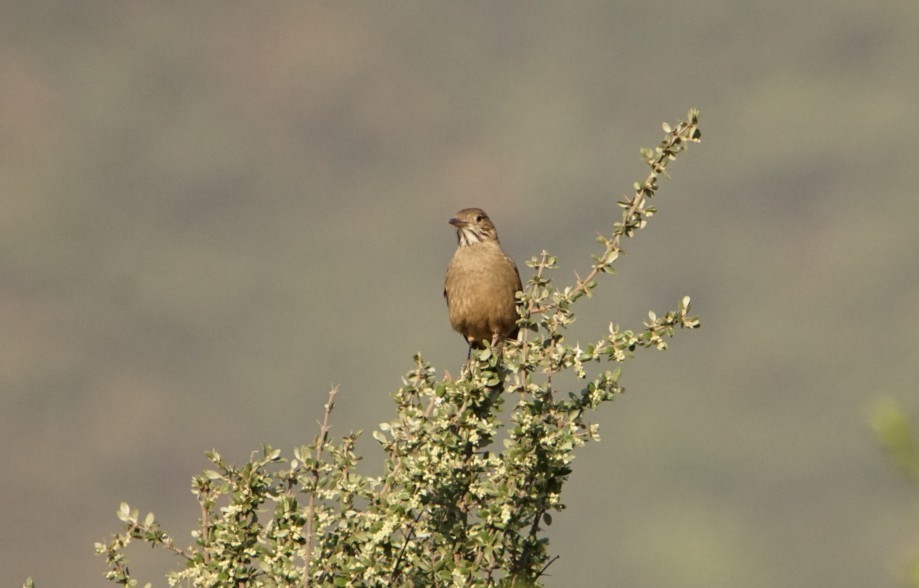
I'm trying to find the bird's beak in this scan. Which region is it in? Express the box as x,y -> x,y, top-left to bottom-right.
449,217 -> 466,228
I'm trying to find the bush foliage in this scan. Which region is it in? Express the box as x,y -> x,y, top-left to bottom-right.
871,398 -> 919,587
91,110 -> 702,587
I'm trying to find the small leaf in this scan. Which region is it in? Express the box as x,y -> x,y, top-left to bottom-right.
116,502 -> 137,525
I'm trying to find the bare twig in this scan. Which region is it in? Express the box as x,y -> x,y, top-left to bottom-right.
303,386 -> 339,588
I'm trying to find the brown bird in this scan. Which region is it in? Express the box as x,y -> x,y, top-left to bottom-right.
444,208 -> 522,351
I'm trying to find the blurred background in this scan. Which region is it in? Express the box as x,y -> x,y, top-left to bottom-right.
3,1 -> 919,586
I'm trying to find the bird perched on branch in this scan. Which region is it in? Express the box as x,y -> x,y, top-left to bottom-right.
444,208 -> 522,353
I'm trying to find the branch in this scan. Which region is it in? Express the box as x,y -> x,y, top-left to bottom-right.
303,386 -> 339,587
529,109 -> 701,315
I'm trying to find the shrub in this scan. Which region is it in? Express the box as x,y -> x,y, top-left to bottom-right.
94,110 -> 702,587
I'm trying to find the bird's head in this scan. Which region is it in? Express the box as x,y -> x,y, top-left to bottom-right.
449,208 -> 500,247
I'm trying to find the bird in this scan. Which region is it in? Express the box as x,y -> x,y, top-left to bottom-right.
444,208 -> 522,352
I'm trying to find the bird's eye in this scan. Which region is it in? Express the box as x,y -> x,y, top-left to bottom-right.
475,215 -> 484,222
